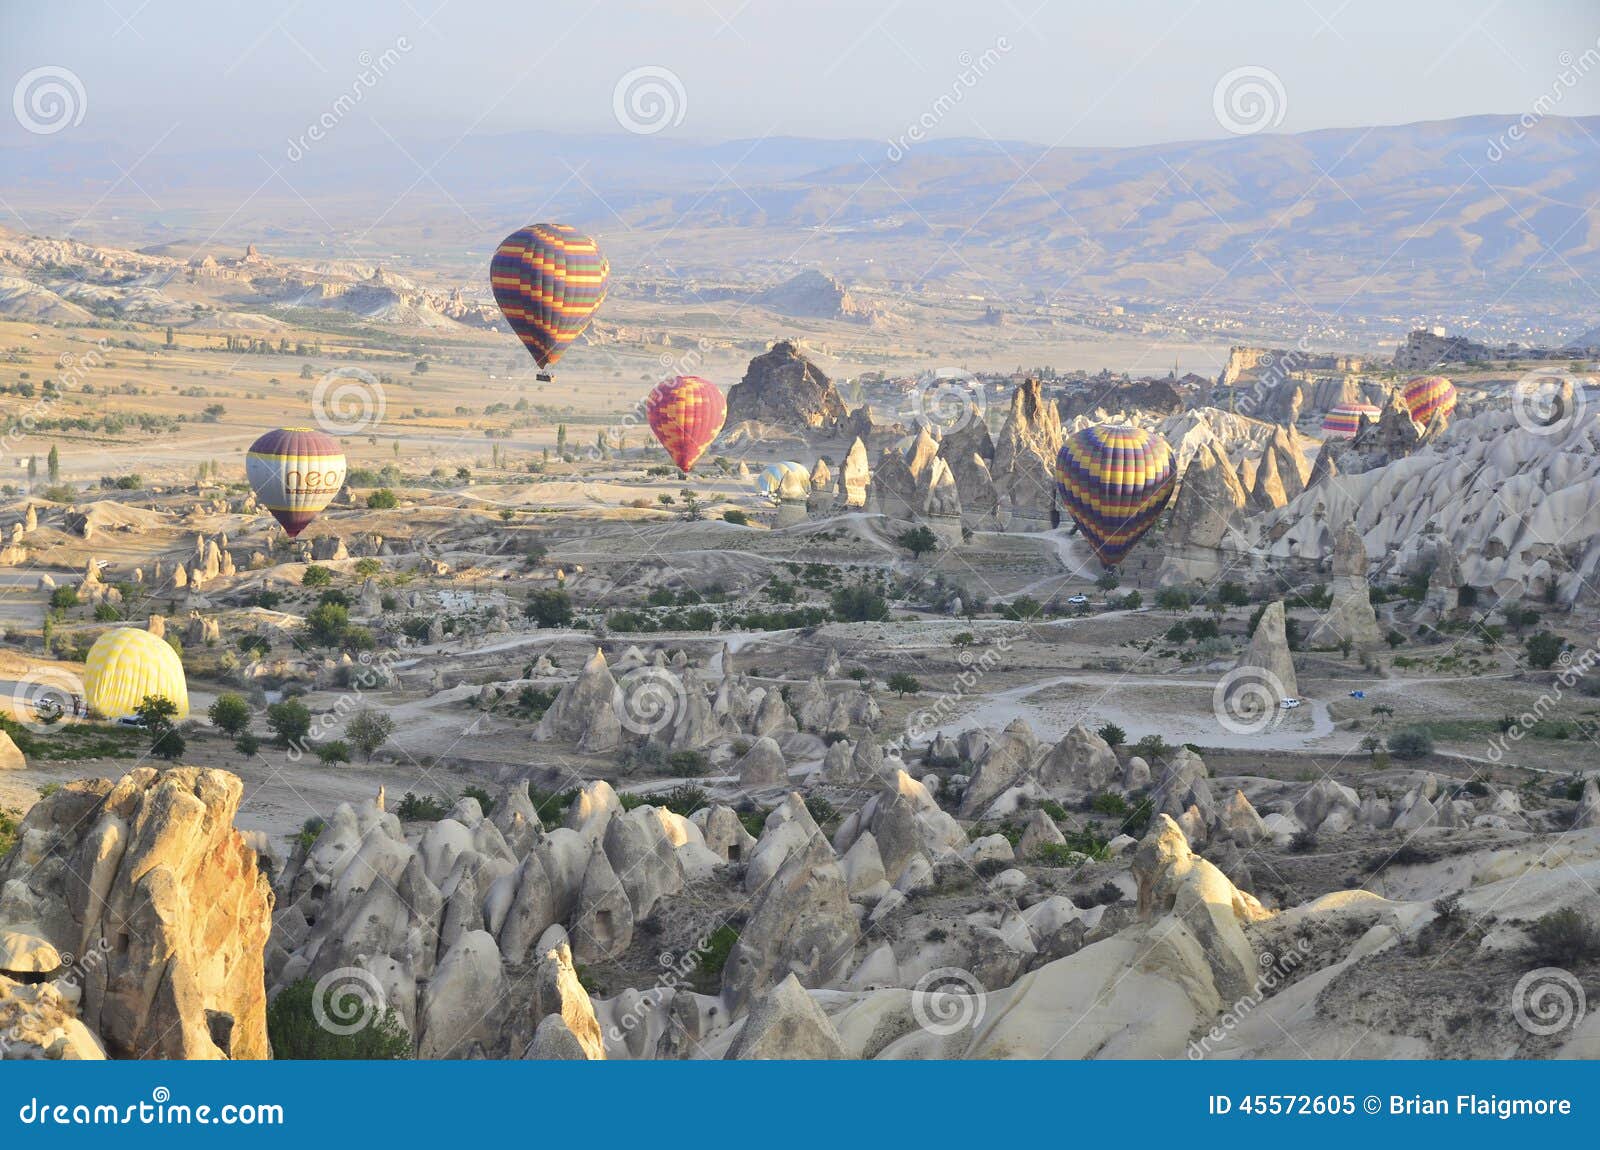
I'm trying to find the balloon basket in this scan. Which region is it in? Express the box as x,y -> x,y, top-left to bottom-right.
537,372 -> 553,382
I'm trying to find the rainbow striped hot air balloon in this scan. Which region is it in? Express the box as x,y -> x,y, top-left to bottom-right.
84,627 -> 189,721
1401,375 -> 1457,426
1321,402 -> 1382,438
246,427 -> 347,538
1054,425 -> 1176,568
490,223 -> 609,380
646,375 -> 727,474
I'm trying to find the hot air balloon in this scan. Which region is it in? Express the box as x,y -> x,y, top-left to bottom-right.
1320,402 -> 1382,438
1401,375 -> 1457,426
756,462 -> 809,498
246,427 -> 347,539
1053,425 -> 1176,568
84,627 -> 189,721
646,375 -> 727,474
490,223 -> 609,381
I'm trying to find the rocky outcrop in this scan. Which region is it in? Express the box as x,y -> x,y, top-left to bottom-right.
0,768 -> 273,1060
1233,601 -> 1297,700
1307,521 -> 1382,650
536,649 -> 622,752
726,973 -> 847,1059
724,341 -> 846,431
838,438 -> 871,508
991,379 -> 1062,530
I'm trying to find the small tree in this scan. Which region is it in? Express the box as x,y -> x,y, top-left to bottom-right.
46,445 -> 59,483
723,508 -> 749,526
1525,631 -> 1566,670
1132,733 -> 1170,762
897,526 -> 939,559
301,565 -> 334,588
1095,571 -> 1120,592
1096,722 -> 1126,748
315,740 -> 352,765
346,708 -> 396,759
135,695 -> 185,760
266,977 -> 410,1060
887,672 -> 921,696
366,488 -> 400,510
1388,726 -> 1435,760
207,693 -> 252,737
304,603 -> 349,646
525,589 -> 573,628
267,699 -> 313,747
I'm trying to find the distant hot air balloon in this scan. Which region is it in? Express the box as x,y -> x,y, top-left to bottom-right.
1401,375 -> 1457,426
246,427 -> 347,539
84,627 -> 189,721
490,223 -> 609,381
1320,402 -> 1382,438
646,375 -> 727,474
1053,425 -> 1176,568
756,461 -> 810,498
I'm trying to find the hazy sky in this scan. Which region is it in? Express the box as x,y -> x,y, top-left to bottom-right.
3,0 -> 1599,152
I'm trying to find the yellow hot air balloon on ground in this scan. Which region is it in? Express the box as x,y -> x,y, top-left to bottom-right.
84,627 -> 189,721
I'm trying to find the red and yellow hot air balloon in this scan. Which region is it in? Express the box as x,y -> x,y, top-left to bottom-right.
646,375 -> 727,474
490,223 -> 609,381
1053,425 -> 1176,568
245,427 -> 346,538
1320,402 -> 1382,438
1401,375 -> 1456,426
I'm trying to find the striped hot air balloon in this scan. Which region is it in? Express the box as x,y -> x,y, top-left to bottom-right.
646,375 -> 727,473
1054,425 -> 1176,568
84,627 -> 189,721
1320,402 -> 1382,438
490,223 -> 609,379
756,461 -> 809,498
246,427 -> 347,538
1401,375 -> 1457,426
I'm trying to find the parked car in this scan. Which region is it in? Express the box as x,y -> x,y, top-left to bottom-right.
1066,593 -> 1090,606
1278,697 -> 1304,709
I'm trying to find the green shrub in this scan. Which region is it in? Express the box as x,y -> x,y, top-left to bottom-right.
526,784 -> 578,824
1096,723 -> 1126,748
461,784 -> 495,814
722,508 -> 749,526
395,791 -> 449,821
267,978 -> 410,1060
1526,908 -> 1600,965
693,925 -> 739,992
314,740 -> 351,765
301,565 -> 333,588
1388,727 -> 1435,760
365,488 -> 400,510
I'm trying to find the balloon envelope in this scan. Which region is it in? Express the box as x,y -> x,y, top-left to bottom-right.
646,375 -> 727,473
490,223 -> 609,372
1320,402 -> 1382,438
1054,425 -> 1176,567
246,427 -> 346,538
756,461 -> 809,496
85,627 -> 189,721
1401,375 -> 1456,425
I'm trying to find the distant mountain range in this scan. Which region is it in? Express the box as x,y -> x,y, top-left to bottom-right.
3,115 -> 1596,321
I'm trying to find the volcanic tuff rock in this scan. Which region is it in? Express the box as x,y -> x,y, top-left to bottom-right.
1306,521 -> 1383,650
724,340 -> 847,431
991,378 -> 1063,530
0,767 -> 273,1060
754,270 -> 874,323
1234,601 -> 1298,700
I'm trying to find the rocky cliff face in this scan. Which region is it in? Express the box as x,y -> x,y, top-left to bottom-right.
0,768 -> 273,1060
754,270 -> 876,323
991,379 -> 1063,530
724,341 -> 848,431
